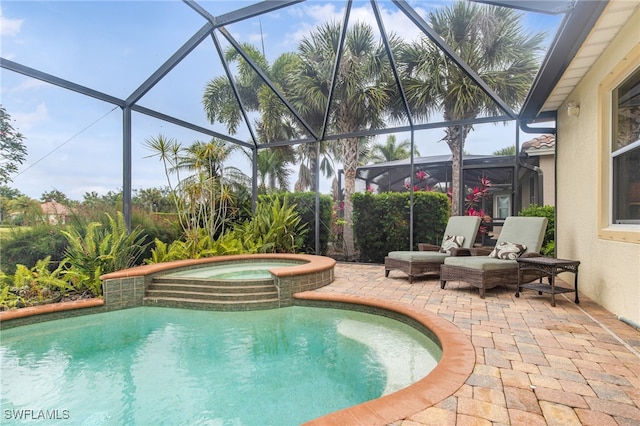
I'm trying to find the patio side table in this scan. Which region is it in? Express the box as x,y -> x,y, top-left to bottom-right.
515,257 -> 580,307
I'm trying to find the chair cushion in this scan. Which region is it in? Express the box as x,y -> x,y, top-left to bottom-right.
496,216 -> 547,254
489,241 -> 527,259
441,216 -> 481,249
444,256 -> 518,271
387,251 -> 449,262
440,235 -> 464,253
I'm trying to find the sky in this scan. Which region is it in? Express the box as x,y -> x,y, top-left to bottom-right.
0,0 -> 562,201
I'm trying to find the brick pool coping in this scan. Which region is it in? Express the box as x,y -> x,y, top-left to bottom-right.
99,253 -> 336,280
295,291 -> 475,426
0,298 -> 105,323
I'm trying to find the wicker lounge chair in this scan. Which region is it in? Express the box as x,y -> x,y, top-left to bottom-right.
384,216 -> 482,283
439,216 -> 548,298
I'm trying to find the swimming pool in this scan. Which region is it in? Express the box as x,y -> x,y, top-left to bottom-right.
0,306 -> 441,425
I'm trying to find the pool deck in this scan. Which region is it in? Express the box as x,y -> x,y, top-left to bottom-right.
316,262 -> 640,425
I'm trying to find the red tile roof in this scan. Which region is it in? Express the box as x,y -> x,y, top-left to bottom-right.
521,134 -> 555,151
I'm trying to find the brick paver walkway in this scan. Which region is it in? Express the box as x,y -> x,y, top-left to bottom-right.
315,263 -> 640,425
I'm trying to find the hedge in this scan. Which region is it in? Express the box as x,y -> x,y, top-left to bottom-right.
353,191 -> 450,263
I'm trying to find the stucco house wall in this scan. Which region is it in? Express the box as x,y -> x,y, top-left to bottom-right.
556,7 -> 640,326
539,155 -> 555,208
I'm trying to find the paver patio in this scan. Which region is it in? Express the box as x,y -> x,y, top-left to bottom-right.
314,263 -> 640,425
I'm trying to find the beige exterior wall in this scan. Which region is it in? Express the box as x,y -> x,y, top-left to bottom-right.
539,155 -> 555,207
556,7 -> 640,326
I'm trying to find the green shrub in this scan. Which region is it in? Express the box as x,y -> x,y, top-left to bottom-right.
62,212 -> 150,295
259,192 -> 332,255
146,197 -> 308,263
132,208 -> 182,261
0,225 -> 68,275
0,256 -> 73,310
230,197 -> 308,253
518,204 -> 555,256
353,191 -> 450,263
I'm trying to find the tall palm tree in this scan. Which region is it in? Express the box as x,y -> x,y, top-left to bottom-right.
257,148 -> 291,192
289,21 -> 398,257
398,1 -> 545,215
202,43 -> 298,185
370,134 -> 419,163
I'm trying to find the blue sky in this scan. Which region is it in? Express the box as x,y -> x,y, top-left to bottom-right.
0,1 -> 561,200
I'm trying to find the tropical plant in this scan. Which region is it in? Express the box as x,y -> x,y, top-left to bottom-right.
398,1 -> 545,215
144,135 -> 248,243
229,197 -> 307,254
0,256 -> 72,309
62,212 -> 149,295
0,285 -> 23,310
146,198 -> 308,263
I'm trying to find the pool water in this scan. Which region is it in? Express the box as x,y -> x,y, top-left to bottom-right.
0,306 -> 441,425
162,261 -> 301,280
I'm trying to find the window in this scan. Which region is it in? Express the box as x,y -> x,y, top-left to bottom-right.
495,194 -> 511,219
612,68 -> 640,224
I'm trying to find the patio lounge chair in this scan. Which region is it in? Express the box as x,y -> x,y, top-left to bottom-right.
439,216 -> 548,298
384,216 -> 482,283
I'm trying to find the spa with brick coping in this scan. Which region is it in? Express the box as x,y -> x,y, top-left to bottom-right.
99,253 -> 337,310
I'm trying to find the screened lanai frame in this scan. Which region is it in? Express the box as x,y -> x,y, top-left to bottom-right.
0,0 -> 607,254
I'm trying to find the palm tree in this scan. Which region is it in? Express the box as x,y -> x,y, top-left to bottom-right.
257,148 -> 292,192
398,1 -> 545,215
289,21 -> 398,257
370,134 -> 419,163
202,43 -> 298,184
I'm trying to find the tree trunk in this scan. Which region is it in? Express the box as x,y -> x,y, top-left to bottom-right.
448,136 -> 461,216
445,124 -> 472,216
341,137 -> 359,259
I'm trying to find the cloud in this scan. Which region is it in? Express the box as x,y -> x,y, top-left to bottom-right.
285,3 -> 429,48
12,103 -> 50,132
7,79 -> 49,94
0,9 -> 23,37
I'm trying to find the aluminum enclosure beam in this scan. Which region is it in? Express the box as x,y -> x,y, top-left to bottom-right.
0,58 -> 126,107
126,22 -> 214,106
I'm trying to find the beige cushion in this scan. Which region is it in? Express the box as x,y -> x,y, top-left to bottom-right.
440,216 -> 481,249
495,216 -> 547,254
444,256 -> 518,271
387,251 -> 449,262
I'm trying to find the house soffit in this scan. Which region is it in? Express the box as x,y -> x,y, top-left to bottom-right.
540,0 -> 640,114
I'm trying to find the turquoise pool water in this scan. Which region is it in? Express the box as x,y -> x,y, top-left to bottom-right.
0,306 -> 441,425
162,261 -> 301,280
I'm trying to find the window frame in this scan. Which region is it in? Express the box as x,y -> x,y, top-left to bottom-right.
597,45 -> 640,243
494,193 -> 511,220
